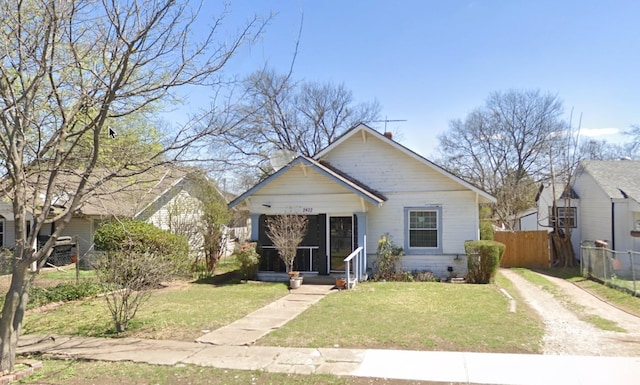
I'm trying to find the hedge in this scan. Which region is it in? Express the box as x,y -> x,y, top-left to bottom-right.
464,240 -> 506,284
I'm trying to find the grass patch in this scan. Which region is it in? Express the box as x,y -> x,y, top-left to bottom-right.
258,280 -> 542,353
36,268 -> 97,282
23,280 -> 289,340
17,359 -> 366,385
572,278 -> 640,318
511,268 -> 559,295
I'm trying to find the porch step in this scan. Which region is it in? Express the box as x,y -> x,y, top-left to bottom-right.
301,275 -> 337,285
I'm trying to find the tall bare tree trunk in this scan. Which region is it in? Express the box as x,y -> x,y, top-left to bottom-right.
0,258 -> 31,372
550,230 -> 575,268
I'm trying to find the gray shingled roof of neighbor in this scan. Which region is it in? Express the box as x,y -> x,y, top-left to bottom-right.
579,160 -> 640,202
24,165 -> 206,218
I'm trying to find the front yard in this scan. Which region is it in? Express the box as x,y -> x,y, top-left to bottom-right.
23,266 -> 543,353
259,275 -> 542,353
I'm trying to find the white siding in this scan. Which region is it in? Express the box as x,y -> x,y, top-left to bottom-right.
320,132 -> 464,194
248,164 -> 370,215
573,172 -> 612,246
146,189 -> 205,257
319,132 -> 482,279
60,217 -> 95,258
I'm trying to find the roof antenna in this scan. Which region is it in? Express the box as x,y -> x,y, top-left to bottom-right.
372,117 -> 407,132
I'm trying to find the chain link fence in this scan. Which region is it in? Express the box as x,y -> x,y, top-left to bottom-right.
580,241 -> 640,296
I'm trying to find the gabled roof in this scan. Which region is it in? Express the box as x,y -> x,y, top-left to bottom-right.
578,160 -> 640,203
315,123 -> 496,203
536,182 -> 579,202
228,156 -> 387,209
23,164 -> 211,218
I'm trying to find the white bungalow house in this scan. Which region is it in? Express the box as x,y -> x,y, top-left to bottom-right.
228,124 -> 496,281
527,159 -> 640,256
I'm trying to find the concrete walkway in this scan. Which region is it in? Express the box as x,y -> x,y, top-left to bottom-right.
196,284 -> 334,345
15,283 -> 640,384
17,334 -> 640,384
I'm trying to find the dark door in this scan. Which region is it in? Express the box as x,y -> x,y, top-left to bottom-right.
329,216 -> 353,272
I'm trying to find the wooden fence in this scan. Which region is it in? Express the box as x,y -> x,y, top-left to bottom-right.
494,230 -> 550,269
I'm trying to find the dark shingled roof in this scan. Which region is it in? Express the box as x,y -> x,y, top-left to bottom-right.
579,160 -> 640,202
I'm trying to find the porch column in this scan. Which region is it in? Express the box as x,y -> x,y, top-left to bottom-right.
250,213 -> 260,241
355,212 -> 367,279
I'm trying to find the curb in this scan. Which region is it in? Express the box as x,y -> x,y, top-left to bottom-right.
0,360 -> 43,385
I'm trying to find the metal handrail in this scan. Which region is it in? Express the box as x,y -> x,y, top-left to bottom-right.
344,246 -> 364,289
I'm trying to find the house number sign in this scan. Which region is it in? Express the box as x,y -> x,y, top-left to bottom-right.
302,208 -> 313,213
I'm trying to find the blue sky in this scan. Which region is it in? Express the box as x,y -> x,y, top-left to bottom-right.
187,0 -> 639,158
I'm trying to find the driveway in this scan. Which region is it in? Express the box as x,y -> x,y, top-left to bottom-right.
500,268 -> 640,356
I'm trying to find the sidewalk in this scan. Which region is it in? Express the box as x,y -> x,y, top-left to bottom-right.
16,284 -> 640,384
196,284 -> 333,345
18,334 -> 640,384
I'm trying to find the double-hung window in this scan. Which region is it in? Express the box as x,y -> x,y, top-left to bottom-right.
548,206 -> 577,228
404,207 -> 442,253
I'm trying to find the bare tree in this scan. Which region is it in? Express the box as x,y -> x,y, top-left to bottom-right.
96,249 -> 173,333
266,214 -> 308,273
546,126 -> 581,268
437,89 -> 567,229
210,70 -> 381,186
0,0 -> 266,371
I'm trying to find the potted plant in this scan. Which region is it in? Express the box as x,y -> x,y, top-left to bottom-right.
266,213 -> 308,289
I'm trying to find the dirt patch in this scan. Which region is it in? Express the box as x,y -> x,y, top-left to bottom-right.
500,268 -> 640,356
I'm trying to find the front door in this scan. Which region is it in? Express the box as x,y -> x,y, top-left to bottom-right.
329,216 -> 353,272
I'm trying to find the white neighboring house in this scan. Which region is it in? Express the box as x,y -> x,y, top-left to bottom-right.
228,123 -> 496,280
526,159 -> 640,255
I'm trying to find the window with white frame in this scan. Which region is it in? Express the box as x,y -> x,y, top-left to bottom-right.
408,209 -> 439,248
548,206 -> 577,228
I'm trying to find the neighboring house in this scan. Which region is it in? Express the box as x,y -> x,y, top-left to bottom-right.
228,123 -> 496,280
0,165 -> 242,262
527,159 -> 640,255
523,182 -> 581,252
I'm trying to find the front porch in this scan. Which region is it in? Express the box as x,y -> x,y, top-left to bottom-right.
256,246 -> 366,288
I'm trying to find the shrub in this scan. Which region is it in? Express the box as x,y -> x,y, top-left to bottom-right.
464,240 -> 505,284
413,270 -> 439,282
480,220 -> 494,240
28,281 -> 104,309
94,219 -> 190,278
96,249 -> 174,332
234,242 -> 259,280
373,234 -> 404,281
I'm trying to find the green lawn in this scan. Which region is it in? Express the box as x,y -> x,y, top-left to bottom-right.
23,280 -> 289,341
258,278 -> 542,353
23,272 -> 543,353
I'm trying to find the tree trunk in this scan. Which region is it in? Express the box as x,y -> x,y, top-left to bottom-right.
550,231 -> 575,268
0,259 -> 31,372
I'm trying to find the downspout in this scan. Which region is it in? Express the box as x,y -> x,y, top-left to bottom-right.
611,200 -> 615,250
